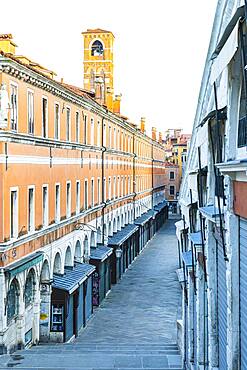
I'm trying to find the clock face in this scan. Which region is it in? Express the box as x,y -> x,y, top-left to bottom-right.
91,40 -> 104,56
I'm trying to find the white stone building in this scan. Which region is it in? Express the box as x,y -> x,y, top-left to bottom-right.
177,0 -> 247,369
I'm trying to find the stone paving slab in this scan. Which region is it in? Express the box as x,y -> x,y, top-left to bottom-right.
1,220 -> 182,370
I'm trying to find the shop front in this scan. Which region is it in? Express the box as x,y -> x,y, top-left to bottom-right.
89,245 -> 113,306
50,262 -> 95,342
134,210 -> 155,251
154,200 -> 169,232
108,224 -> 139,284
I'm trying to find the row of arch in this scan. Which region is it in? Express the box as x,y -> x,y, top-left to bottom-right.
6,201 -> 151,325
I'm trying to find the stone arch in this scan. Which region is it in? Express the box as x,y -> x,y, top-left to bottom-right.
6,278 -> 20,323
125,210 -> 129,225
24,268 -> 36,308
40,259 -> 50,284
121,213 -> 125,227
128,209 -> 132,223
53,252 -> 62,274
97,226 -> 102,244
90,231 -> 96,248
117,215 -> 121,230
74,240 -> 83,263
113,218 -> 117,233
103,223 -> 108,238
83,235 -> 89,261
108,221 -> 113,236
64,246 -> 73,268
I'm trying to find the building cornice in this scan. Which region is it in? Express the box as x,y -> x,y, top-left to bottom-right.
0,55 -> 165,151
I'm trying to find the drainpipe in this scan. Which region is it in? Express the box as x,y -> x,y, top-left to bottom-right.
101,117 -> 106,245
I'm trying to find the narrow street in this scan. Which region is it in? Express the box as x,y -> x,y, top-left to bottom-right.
1,219 -> 182,370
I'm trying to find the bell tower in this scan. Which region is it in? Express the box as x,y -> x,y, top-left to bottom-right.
82,29 -> 115,111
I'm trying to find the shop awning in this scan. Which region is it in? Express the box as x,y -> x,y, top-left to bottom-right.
52,262 -> 95,295
189,232 -> 202,246
90,245 -> 113,262
5,251 -> 43,278
182,251 -> 193,268
211,5 -> 244,59
176,268 -> 186,283
154,200 -> 168,212
199,205 -> 220,220
175,220 -> 188,239
210,6 -> 244,83
134,209 -> 156,226
108,224 -> 139,247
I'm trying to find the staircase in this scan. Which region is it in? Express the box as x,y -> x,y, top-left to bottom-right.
0,342 -> 183,369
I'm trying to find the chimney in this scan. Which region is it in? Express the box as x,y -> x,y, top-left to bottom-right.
94,76 -> 104,104
152,127 -> 157,141
158,132 -> 163,144
113,94 -> 121,114
140,117 -> 146,133
0,34 -> 17,54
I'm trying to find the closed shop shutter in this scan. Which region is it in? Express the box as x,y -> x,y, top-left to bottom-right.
240,217 -> 247,369
77,284 -> 84,331
65,295 -> 74,342
217,240 -> 227,370
105,259 -> 110,294
85,276 -> 92,322
193,292 -> 197,366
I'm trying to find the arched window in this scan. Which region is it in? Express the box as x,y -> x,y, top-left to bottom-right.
24,270 -> 35,308
7,279 -> 19,322
91,40 -> 104,56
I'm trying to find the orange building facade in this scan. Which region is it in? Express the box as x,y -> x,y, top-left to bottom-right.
0,33 -> 167,353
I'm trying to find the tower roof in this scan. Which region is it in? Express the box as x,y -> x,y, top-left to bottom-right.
81,28 -> 114,37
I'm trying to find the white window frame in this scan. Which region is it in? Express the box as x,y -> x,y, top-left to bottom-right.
27,88 -> 34,134
109,125 -> 111,148
103,177 -> 106,202
91,178 -> 94,207
42,184 -> 49,227
54,102 -> 60,140
75,111 -> 80,143
10,81 -> 18,131
76,180 -> 80,215
90,117 -> 94,145
27,185 -> 35,233
169,171 -> 175,180
42,95 -> 48,138
97,120 -> 101,146
114,176 -> 116,199
170,185 -> 175,196
66,106 -> 71,141
84,114 -> 88,144
84,179 -> 88,210
97,177 -> 101,205
66,181 -> 71,218
108,177 -> 111,200
10,187 -> 18,239
113,127 -> 116,149
55,183 -> 60,223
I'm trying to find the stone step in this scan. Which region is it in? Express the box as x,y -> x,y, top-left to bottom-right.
3,353 -> 183,369
1,368 -> 184,370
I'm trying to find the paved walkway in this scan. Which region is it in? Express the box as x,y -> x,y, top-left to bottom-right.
0,219 -> 182,369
